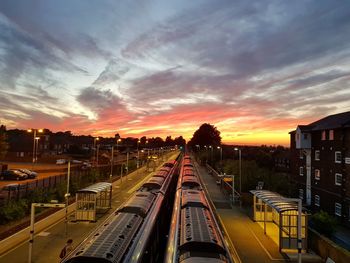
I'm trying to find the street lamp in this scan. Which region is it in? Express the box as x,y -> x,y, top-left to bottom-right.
137,140 -> 140,169
209,145 -> 213,164
234,148 -> 242,194
93,137 -> 99,165
217,146 -> 223,162
34,137 -> 40,162
27,129 -> 43,163
110,138 -> 121,183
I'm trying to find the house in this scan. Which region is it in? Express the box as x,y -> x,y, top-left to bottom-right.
290,111 -> 350,225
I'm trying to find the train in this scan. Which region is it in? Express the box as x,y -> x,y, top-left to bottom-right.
164,155 -> 233,263
62,157 -> 180,263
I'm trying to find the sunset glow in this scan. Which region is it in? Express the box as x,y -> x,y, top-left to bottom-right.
1,1 -> 350,146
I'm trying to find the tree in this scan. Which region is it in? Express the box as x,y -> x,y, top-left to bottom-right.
0,125 -> 9,160
311,210 -> 337,237
188,123 -> 221,150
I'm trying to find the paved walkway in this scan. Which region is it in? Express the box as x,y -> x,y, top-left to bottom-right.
0,152 -> 178,263
194,162 -> 322,263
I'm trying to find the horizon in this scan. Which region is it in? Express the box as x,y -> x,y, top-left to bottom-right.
1,1 -> 350,146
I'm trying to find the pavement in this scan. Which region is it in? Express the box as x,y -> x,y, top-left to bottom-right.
333,225 -> 350,251
0,152 -> 179,263
194,161 -> 323,263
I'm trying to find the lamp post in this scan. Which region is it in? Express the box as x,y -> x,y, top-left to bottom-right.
110,138 -> 121,183
65,161 -> 71,236
93,137 -> 99,165
126,149 -> 129,178
27,129 -> 43,163
34,137 -> 40,162
209,145 -> 213,164
110,145 -> 114,184
217,146 -> 222,162
234,148 -> 242,194
137,140 -> 140,169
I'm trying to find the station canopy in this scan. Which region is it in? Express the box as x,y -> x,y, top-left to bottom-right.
77,182 -> 112,193
250,190 -> 300,212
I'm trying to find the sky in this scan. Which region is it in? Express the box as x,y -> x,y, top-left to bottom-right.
0,0 -> 350,146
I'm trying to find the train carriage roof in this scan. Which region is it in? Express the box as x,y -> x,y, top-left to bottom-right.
117,192 -> 155,218
181,190 -> 208,209
181,176 -> 200,188
180,207 -> 226,255
142,176 -> 165,190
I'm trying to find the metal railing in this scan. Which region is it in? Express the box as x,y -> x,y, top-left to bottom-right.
205,164 -> 241,203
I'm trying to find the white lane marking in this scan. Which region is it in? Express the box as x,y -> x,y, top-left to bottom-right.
247,223 -> 285,261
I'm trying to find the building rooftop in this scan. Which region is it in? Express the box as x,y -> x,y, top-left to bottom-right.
290,111 -> 350,133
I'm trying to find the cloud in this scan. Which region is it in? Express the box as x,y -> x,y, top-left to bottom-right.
1,0 -> 350,145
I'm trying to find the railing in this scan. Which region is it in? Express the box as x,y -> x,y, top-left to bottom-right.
205,164 -> 241,203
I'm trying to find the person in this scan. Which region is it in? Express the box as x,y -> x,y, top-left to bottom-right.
59,239 -> 73,260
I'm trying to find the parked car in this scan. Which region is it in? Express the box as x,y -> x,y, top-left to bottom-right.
81,162 -> 92,170
0,170 -> 28,180
72,160 -> 82,164
18,169 -> 38,179
56,159 -> 67,165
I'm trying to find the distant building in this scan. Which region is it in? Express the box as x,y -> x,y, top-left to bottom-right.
290,111 -> 350,225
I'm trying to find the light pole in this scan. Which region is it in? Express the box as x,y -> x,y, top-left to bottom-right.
34,137 -> 40,162
234,148 -> 242,194
110,138 -> 121,183
126,149 -> 129,178
93,137 -> 99,165
65,161 -> 71,236
110,145 -> 114,183
217,146 -> 223,162
209,145 -> 213,164
137,140 -> 140,169
27,129 -> 43,163
116,138 -> 121,163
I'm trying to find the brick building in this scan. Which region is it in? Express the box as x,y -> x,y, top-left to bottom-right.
290,111 -> 350,225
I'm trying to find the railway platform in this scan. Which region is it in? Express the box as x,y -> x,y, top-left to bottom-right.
194,161 -> 323,263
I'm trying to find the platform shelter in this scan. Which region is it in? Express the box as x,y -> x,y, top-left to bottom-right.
75,182 -> 112,222
250,190 -> 308,252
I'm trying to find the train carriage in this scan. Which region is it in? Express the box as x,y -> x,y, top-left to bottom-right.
165,155 -> 233,263
63,158 -> 180,263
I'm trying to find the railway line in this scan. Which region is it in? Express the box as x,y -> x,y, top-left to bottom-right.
62,155 -> 235,263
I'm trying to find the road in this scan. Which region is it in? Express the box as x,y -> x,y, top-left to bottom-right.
0,151 -> 179,263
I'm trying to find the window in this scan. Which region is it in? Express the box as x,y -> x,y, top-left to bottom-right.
299,189 -> 304,200
335,203 -> 342,216
335,173 -> 342,186
299,150 -> 303,159
329,130 -> 334,140
335,151 -> 342,163
315,195 -> 320,206
315,195 -> 320,207
321,130 -> 326,140
315,150 -> 320,161
315,169 -> 320,180
303,133 -> 308,140
296,133 -> 300,141
299,167 -> 304,176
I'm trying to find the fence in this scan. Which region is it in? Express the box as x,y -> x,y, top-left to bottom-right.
205,163 -> 241,203
0,161 -> 137,205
